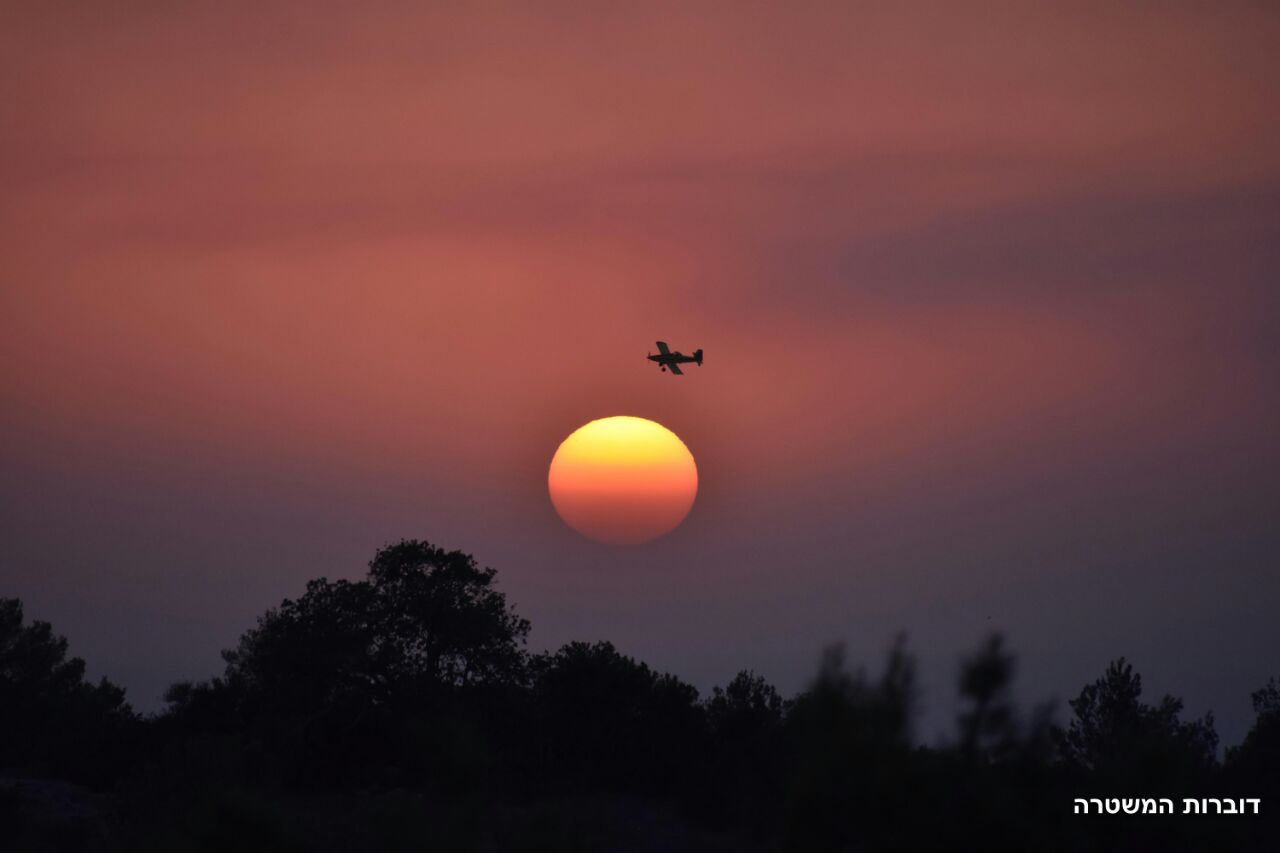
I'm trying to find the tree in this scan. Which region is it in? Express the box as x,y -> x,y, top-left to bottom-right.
1056,658 -> 1217,788
957,633 -> 1017,762
528,641 -> 706,793
166,541 -> 530,787
222,577 -> 381,718
706,670 -> 785,744
784,638 -> 918,851
704,671 -> 787,831
365,539 -> 530,688
1226,677 -> 1280,793
0,598 -> 134,785
219,540 -> 530,718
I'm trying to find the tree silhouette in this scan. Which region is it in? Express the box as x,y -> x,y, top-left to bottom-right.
1057,658 -> 1217,790
784,638 -> 917,851
218,540 -> 529,717
704,671 -> 787,833
222,577 -> 380,719
706,670 -> 786,744
364,540 -> 531,688
957,633 -> 1018,763
0,598 -> 134,785
7,543 -> 1277,851
164,541 -> 530,787
528,640 -> 705,794
1227,677 -> 1280,802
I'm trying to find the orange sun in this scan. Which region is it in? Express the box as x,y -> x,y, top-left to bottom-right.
548,416 -> 698,545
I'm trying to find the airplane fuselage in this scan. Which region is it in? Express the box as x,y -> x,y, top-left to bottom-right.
647,353 -> 697,365
647,342 -> 703,374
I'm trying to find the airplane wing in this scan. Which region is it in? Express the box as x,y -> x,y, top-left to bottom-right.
655,341 -> 671,355
667,362 -> 683,375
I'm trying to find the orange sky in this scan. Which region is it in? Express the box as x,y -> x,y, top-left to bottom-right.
2,2 -> 1278,743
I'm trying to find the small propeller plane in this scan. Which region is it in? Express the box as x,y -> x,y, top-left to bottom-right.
647,341 -> 703,375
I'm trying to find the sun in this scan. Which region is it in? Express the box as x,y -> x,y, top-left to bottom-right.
548,416 -> 698,545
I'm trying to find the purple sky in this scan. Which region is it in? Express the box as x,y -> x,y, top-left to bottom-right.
2,3 -> 1278,744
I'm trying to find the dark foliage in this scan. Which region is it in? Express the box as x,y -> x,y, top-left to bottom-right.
162,540 -> 531,788
527,641 -> 705,796
782,638 -> 918,851
703,670 -> 788,832
1225,677 -> 1280,839
222,539 -> 530,711
3,541 -> 1277,851
1057,658 -> 1218,790
0,597 -> 136,786
1228,677 -> 1280,780
957,632 -> 1018,762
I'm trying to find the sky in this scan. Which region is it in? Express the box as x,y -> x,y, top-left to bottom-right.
2,2 -> 1278,745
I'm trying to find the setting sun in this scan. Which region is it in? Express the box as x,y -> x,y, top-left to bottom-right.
548,416 -> 698,545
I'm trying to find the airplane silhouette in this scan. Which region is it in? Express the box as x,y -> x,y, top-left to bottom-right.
647,341 -> 703,375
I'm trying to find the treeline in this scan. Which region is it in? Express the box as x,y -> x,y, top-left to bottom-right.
2,540 -> 1277,851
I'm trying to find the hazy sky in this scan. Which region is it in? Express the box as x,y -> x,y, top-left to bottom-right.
3,3 -> 1278,745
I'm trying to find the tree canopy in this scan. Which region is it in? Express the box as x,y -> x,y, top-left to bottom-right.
5,541 -> 1279,850
0,597 -> 134,784
217,540 -> 530,722
1058,657 -> 1218,788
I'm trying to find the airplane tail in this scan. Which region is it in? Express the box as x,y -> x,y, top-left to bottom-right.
694,349 -> 703,366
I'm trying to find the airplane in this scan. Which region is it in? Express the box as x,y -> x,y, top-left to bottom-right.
647,341 -> 703,375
